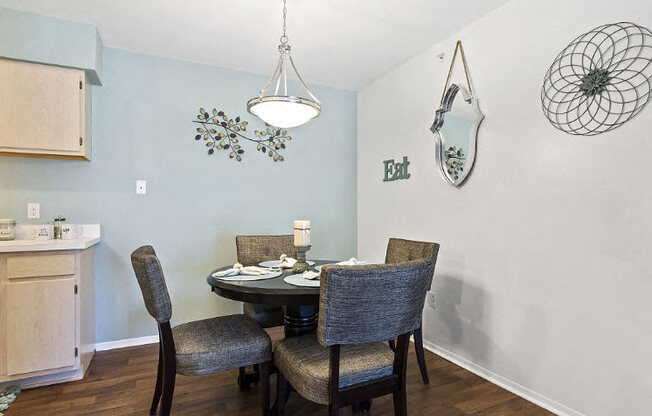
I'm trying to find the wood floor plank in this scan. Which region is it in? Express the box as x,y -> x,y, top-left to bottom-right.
6,342 -> 554,415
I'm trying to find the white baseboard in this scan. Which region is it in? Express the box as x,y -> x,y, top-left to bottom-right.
422,340 -> 586,416
95,335 -> 159,351
94,335 -> 583,415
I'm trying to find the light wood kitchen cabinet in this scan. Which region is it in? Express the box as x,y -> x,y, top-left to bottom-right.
0,248 -> 95,388
0,58 -> 92,160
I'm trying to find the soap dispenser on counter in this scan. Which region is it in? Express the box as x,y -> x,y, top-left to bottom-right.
53,216 -> 65,239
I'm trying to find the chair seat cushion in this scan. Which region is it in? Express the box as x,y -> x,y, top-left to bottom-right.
274,334 -> 394,404
244,302 -> 285,328
173,314 -> 272,376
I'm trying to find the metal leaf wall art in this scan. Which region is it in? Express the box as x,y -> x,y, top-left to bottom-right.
192,108 -> 293,162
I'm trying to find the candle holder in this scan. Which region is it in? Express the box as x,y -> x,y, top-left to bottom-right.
292,245 -> 312,273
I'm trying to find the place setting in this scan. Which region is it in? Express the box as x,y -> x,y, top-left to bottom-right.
259,253 -> 315,269
211,263 -> 283,281
283,257 -> 370,287
211,221 -> 316,282
212,220 -> 370,288
291,221 -> 370,287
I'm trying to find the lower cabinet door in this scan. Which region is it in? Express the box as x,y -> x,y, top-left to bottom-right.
6,278 -> 76,375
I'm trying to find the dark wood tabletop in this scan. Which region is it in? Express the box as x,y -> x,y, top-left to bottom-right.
206,260 -> 337,306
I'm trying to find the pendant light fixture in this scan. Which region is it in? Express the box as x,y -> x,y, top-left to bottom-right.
247,0 -> 321,129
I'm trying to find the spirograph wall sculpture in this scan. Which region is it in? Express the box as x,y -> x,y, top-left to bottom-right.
541,22 -> 652,135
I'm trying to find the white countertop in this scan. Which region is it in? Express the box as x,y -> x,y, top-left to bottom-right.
0,224 -> 101,253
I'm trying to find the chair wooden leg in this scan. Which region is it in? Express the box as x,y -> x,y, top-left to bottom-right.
149,343 -> 163,415
238,365 -> 260,388
328,345 -> 340,416
159,348 -> 176,416
260,362 -> 270,416
388,339 -> 396,351
413,323 -> 429,384
392,333 -> 410,416
276,371 -> 288,416
238,366 -> 248,389
253,363 -> 261,385
392,387 -> 407,416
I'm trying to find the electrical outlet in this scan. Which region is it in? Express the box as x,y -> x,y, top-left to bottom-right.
136,180 -> 147,195
27,203 -> 40,219
427,291 -> 437,309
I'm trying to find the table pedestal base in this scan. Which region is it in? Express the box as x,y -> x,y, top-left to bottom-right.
283,304 -> 318,337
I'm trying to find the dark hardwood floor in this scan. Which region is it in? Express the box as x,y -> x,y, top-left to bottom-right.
7,332 -> 553,416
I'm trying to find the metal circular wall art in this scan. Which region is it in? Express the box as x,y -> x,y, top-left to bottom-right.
541,22 -> 652,135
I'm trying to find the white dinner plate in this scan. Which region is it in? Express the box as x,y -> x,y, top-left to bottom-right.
284,274 -> 321,287
259,260 -> 315,268
213,270 -> 282,281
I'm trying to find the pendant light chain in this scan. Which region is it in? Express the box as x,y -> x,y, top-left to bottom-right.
280,0 -> 288,45
272,0 -> 289,97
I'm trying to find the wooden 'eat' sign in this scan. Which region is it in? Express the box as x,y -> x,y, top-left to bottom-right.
383,156 -> 411,182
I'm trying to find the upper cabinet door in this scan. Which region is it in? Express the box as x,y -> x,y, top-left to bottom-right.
0,59 -> 91,160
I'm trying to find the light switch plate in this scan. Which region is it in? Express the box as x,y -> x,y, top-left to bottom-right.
28,203 -> 40,219
136,180 -> 147,195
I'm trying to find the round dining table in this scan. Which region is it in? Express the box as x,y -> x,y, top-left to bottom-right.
207,260 -> 336,337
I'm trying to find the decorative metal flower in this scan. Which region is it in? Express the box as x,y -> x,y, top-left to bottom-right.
541,22 -> 652,135
192,108 -> 292,162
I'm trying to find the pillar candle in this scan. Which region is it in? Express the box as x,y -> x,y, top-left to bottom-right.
294,220 -> 311,246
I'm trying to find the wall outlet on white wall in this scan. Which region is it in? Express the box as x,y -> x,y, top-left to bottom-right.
427,291 -> 437,309
27,203 -> 40,219
136,180 -> 147,195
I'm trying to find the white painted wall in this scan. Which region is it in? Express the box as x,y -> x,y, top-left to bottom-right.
357,1 -> 652,415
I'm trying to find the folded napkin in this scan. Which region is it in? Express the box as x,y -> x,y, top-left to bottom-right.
336,257 -> 368,266
213,263 -> 277,277
278,254 -> 297,268
301,270 -> 320,280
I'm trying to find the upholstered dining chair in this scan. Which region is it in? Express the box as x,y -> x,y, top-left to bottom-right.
236,235 -> 295,328
274,259 -> 434,416
234,235 -> 295,388
131,246 -> 273,416
385,237 -> 440,384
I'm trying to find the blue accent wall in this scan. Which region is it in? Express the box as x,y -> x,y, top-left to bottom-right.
0,47 -> 357,342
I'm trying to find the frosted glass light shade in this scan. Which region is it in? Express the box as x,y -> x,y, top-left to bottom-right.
247,95 -> 320,128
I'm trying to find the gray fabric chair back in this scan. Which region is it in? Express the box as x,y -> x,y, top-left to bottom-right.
385,237 -> 439,275
236,235 -> 295,266
131,245 -> 172,323
317,259 -> 432,346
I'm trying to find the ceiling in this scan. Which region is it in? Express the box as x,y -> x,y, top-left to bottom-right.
0,0 -> 509,90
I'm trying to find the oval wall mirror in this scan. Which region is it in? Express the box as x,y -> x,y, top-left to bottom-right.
430,83 -> 484,186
